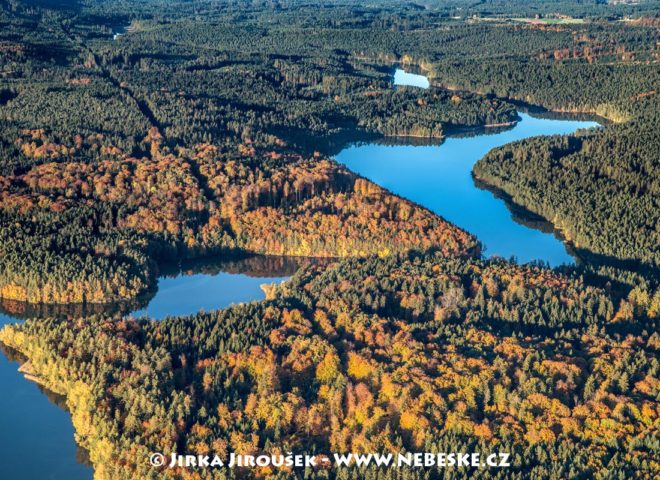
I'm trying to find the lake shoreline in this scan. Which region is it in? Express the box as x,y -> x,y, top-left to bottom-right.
355,56 -> 613,124
335,111 -> 599,266
0,336 -> 94,479
471,175 -> 581,263
0,68 -> 602,480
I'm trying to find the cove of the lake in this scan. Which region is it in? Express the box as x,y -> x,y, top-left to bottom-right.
0,314 -> 94,480
0,69 -> 600,479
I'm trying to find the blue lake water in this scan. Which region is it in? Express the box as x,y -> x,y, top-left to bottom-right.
393,68 -> 430,88
336,112 -> 599,266
0,313 -> 93,480
0,256 -> 293,480
131,263 -> 290,320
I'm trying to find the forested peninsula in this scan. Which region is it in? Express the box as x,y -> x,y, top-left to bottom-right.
0,0 -> 658,479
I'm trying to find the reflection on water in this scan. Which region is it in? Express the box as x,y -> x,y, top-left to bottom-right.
0,105 -> 602,479
130,255 -> 302,320
159,254 -> 302,279
0,316 -> 94,480
0,296 -> 147,321
0,255 -> 306,321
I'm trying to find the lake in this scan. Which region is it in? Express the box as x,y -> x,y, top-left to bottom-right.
393,68 -> 430,88
0,255 -> 295,480
336,112 -> 599,266
0,314 -> 93,480
111,25 -> 129,41
131,255 -> 295,320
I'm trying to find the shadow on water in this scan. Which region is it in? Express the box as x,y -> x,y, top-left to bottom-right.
334,110 -> 601,266
506,99 -> 611,125
0,66 -> 622,480
472,181 -> 655,287
159,253 -> 306,279
0,295 -> 151,322
0,342 -> 92,466
269,124 -> 381,157
0,325 -> 94,480
282,115 -> 520,158
472,177 -> 582,259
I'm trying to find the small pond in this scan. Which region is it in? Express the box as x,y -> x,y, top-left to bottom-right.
393,68 -> 430,88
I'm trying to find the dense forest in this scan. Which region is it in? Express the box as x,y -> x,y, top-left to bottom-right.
2,253 -> 658,479
432,36 -> 659,283
474,119 -> 659,270
0,0 -> 658,479
3,0 -> 544,302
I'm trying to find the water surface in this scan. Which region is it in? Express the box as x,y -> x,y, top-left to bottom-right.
111,25 -> 129,40
0,255 -> 295,480
393,68 -> 430,88
131,257 -> 293,320
336,113 -> 599,265
0,84 -> 599,479
0,314 -> 93,480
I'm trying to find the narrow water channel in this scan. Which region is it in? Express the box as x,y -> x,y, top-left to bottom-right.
336,109 -> 599,266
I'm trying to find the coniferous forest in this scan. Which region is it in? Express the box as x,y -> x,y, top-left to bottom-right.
0,1 -> 658,479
